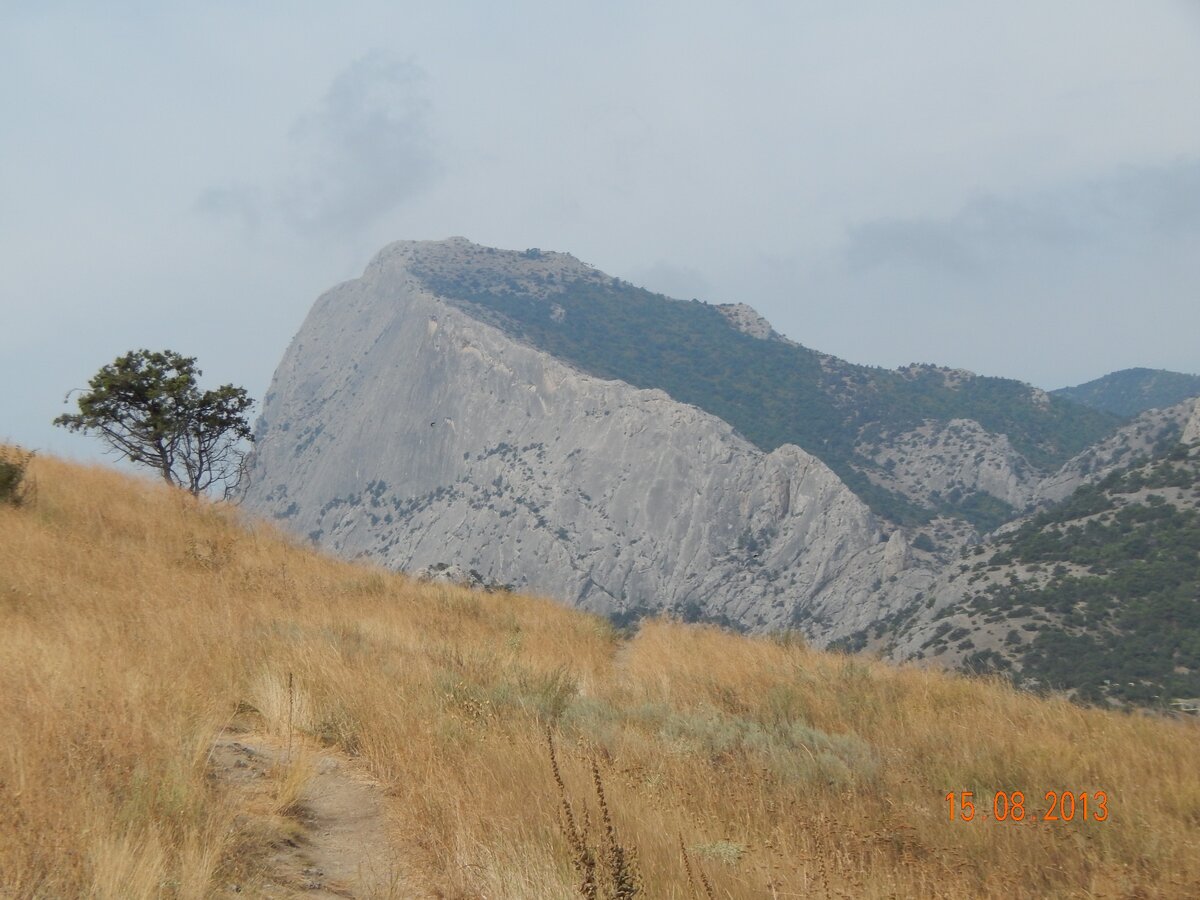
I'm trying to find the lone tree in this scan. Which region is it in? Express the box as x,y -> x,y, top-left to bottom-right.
54,349 -> 254,498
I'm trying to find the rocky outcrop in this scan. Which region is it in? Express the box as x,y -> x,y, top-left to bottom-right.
1183,398 -> 1200,446
244,239 -> 932,640
716,303 -> 777,340
1033,399 -> 1197,505
859,418 -> 1037,511
895,364 -> 977,390
411,563 -> 501,591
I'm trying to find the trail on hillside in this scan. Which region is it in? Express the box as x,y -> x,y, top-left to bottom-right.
209,732 -> 420,898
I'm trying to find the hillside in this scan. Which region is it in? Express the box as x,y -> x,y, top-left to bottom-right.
3,451 -> 1200,897
875,431 -> 1200,708
1053,367 -> 1200,417
410,239 -> 1119,527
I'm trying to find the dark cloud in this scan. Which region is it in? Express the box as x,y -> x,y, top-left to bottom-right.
844,160 -> 1200,276
199,52 -> 438,234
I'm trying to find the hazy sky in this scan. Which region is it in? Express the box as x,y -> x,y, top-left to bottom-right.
4,1 -> 1200,458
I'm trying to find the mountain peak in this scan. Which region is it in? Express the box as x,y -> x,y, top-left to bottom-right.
368,236 -> 603,301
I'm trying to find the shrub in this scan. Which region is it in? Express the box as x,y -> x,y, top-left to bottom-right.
0,448 -> 33,507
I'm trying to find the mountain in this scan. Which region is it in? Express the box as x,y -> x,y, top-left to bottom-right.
1053,367 -> 1200,417
243,239 -> 929,638
409,240 -> 1118,529
870,397 -> 1200,708
245,237 -> 1130,642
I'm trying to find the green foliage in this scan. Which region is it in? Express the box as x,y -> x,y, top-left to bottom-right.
416,269 -> 1119,523
1052,367 -> 1200,417
961,648 -> 1012,676
0,448 -> 34,507
54,349 -> 254,498
937,491 -> 1016,533
972,451 -> 1200,705
561,699 -> 877,787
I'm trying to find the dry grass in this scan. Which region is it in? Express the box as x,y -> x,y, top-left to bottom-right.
1,450 -> 1199,897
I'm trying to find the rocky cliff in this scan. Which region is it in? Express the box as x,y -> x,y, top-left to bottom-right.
858,418 -> 1036,511
244,239 -> 932,638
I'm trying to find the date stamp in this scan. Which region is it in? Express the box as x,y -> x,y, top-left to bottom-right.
946,790 -> 1109,823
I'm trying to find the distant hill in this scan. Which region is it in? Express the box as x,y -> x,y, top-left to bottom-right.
1053,367 -> 1200,417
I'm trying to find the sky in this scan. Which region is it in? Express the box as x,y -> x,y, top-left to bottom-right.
4,1 -> 1200,459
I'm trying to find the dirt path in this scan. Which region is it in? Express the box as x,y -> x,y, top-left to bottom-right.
210,732 -> 421,898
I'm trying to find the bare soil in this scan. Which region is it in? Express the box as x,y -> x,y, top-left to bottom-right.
210,731 -> 421,898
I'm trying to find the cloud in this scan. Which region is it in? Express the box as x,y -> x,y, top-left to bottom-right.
625,260 -> 712,301
198,51 -> 438,235
844,159 -> 1200,277
195,183 -> 264,230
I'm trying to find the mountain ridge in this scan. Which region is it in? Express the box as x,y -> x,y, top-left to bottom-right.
1052,367 -> 1200,417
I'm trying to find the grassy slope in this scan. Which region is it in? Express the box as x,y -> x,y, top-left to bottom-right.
2,453 -> 1200,897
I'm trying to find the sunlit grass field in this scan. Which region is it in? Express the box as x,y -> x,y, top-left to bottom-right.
2,450 -> 1198,897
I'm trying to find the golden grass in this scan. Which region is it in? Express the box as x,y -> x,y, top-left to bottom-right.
1,450 -> 1199,897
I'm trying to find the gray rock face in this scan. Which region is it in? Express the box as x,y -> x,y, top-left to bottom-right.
859,418 -> 1036,511
411,563 -> 496,590
1033,398 -> 1198,505
244,239 -> 928,638
1182,398 -> 1200,446
716,303 -> 777,340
